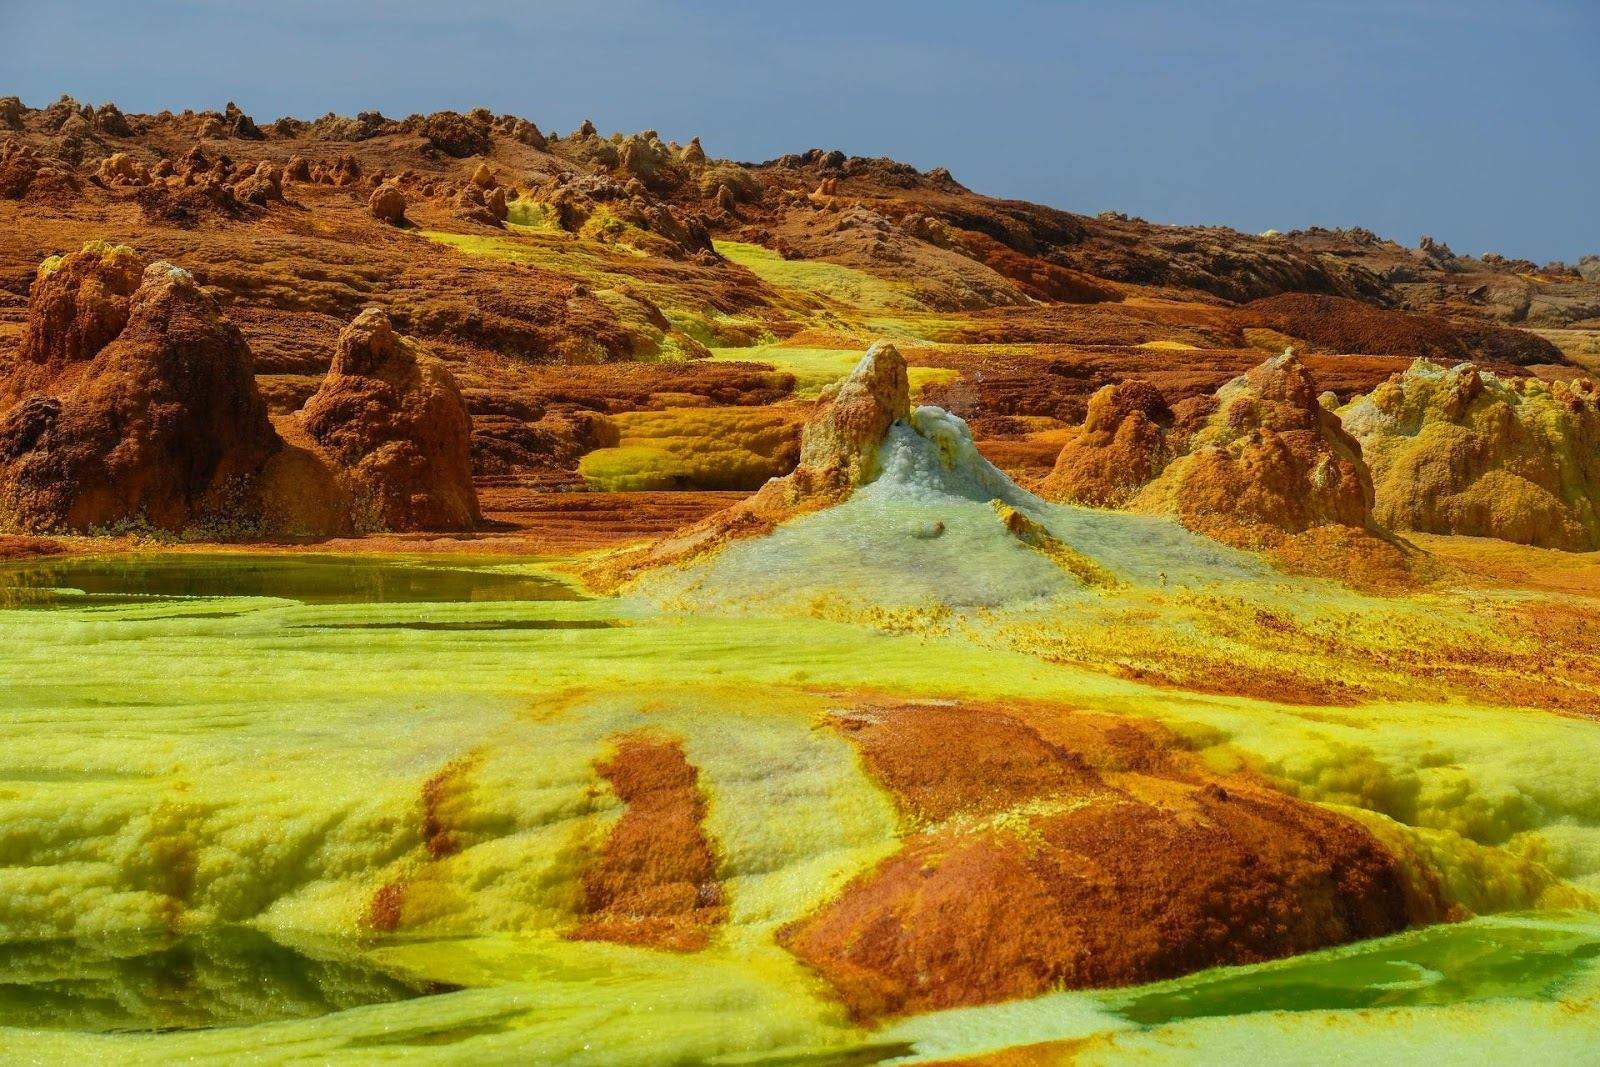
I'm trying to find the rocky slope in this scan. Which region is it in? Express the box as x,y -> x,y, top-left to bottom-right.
0,94 -> 1594,553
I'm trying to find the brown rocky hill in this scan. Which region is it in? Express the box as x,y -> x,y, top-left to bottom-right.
0,95 -> 1592,544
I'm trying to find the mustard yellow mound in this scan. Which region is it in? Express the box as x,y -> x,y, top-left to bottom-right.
1341,361 -> 1600,550
715,240 -> 922,313
579,406 -> 805,490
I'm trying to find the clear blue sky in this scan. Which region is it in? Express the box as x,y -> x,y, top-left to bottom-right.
4,1 -> 1595,263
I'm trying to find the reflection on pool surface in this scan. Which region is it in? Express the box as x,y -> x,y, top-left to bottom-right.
0,927 -> 455,1033
0,553 -> 583,606
1107,913 -> 1600,1025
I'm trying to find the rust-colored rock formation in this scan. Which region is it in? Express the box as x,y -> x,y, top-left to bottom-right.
368,180 -> 406,225
1238,293 -> 1562,367
301,308 -> 480,531
1040,351 -> 1376,539
0,246 -> 281,532
1340,361 -> 1600,550
0,99 -> 1591,549
778,700 -> 1446,1019
1035,350 -> 1419,585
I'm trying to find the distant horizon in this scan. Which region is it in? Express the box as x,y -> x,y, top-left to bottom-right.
4,1 -> 1595,264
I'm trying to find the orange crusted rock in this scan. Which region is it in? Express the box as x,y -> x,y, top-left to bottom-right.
368,180 -> 407,225
1341,360 -> 1600,550
1038,380 -> 1172,507
795,340 -> 910,487
581,342 -> 908,590
301,308 -> 480,531
9,241 -> 145,400
94,151 -> 149,188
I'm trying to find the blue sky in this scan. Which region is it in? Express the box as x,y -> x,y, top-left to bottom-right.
3,1 -> 1595,262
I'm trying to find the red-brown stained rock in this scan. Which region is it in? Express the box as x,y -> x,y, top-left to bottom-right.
1,252 -> 281,532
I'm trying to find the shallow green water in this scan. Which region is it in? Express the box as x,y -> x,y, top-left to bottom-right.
1106,913 -> 1600,1025
0,927 -> 453,1033
0,553 -> 583,607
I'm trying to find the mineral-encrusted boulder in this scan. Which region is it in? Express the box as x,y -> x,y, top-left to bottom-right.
0,251 -> 282,532
231,161 -> 283,205
92,102 -> 133,136
453,184 -> 502,227
368,181 -> 407,225
1038,380 -> 1173,507
422,111 -> 491,158
95,151 -> 149,187
223,101 -> 264,140
1339,361 -> 1600,550
794,341 -> 910,490
1128,351 -> 1376,546
300,309 -> 480,531
0,142 -> 82,202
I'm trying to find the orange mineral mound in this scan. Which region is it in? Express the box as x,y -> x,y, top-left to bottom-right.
569,732 -> 728,952
1036,379 -> 1174,507
778,699 -> 1448,1020
1036,349 -> 1421,587
1341,360 -> 1600,551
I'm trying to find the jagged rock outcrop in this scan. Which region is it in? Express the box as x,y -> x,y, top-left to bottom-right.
1238,293 -> 1561,367
1128,351 -> 1375,546
0,248 -> 283,532
1037,380 -> 1173,507
0,142 -> 81,202
222,102 -> 264,140
300,309 -> 480,531
1339,361 -> 1600,550
231,160 -> 283,205
793,340 -> 911,489
92,102 -> 133,136
453,184 -> 503,227
421,111 -> 491,158
8,242 -> 145,399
